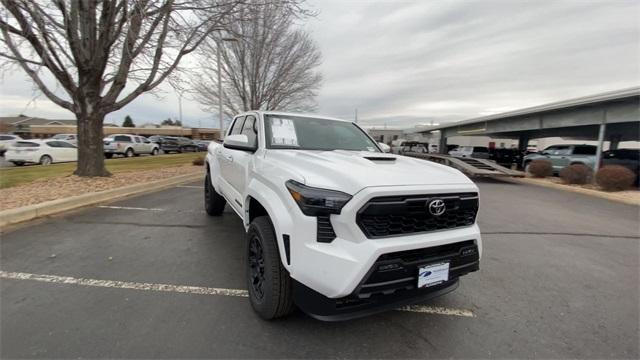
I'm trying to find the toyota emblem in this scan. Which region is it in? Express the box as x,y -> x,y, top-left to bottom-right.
428,199 -> 446,216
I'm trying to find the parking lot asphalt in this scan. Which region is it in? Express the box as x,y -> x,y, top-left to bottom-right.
1,178 -> 638,358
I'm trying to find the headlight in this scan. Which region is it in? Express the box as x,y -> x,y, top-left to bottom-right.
285,180 -> 352,216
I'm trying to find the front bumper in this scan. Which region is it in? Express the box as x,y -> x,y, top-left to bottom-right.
293,239 -> 478,320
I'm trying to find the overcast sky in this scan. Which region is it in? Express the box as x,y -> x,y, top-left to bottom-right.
1,0 -> 638,129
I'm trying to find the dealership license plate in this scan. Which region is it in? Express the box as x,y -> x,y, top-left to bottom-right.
418,262 -> 450,288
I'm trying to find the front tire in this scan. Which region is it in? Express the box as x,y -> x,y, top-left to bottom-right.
246,216 -> 294,320
204,173 -> 226,216
40,155 -> 52,166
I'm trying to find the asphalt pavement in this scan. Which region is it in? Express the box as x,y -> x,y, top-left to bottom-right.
1,179 -> 638,358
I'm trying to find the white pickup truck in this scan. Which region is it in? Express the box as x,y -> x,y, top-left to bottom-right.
205,111 -> 481,321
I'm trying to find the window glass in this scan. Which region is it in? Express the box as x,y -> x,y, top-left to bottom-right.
59,141 -> 77,148
46,141 -> 60,147
114,135 -> 131,142
554,146 -> 571,155
14,141 -> 40,147
473,147 -> 489,152
241,115 -> 257,146
573,146 -> 596,155
134,137 -> 141,143
264,115 -> 379,152
230,116 -> 245,136
0,135 -> 12,140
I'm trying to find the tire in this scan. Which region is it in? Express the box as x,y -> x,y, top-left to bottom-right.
105,153 -> 113,159
524,162 -> 531,174
204,173 -> 226,216
151,148 -> 159,156
12,161 -> 24,166
125,148 -> 134,158
40,155 -> 52,166
246,216 -> 295,320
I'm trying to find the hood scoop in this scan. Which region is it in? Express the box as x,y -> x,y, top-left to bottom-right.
363,156 -> 397,162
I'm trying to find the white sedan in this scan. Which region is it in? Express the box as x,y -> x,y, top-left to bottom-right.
4,139 -> 77,166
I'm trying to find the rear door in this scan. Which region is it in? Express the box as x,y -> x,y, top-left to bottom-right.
550,145 -> 571,170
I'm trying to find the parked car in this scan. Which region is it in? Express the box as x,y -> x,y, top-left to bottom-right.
448,146 -> 490,159
51,133 -> 78,145
103,134 -> 159,158
0,134 -> 23,156
399,141 -> 429,154
150,136 -> 198,153
194,140 -> 211,152
523,144 -> 597,174
601,148 -> 639,186
5,139 -> 77,166
489,148 -> 522,167
205,111 -> 480,320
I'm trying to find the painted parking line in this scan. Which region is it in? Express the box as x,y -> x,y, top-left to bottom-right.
176,185 -> 204,189
0,271 -> 475,318
97,205 -> 205,214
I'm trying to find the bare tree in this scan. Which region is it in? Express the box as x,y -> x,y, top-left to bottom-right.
190,1 -> 321,118
0,0 -> 307,176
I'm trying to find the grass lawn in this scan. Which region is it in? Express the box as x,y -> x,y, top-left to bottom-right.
0,152 -> 203,189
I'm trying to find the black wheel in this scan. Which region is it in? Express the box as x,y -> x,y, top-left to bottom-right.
40,155 -> 52,166
246,216 -> 294,320
105,153 -> 113,159
125,148 -> 134,158
204,173 -> 226,216
11,161 -> 25,166
151,148 -> 159,156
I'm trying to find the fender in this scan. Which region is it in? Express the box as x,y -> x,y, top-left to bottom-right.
206,149 -> 223,193
245,179 -> 295,272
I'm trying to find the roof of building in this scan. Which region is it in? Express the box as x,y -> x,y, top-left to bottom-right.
417,86 -> 640,133
0,116 -> 77,126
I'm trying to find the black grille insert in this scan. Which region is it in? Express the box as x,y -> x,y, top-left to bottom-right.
317,215 -> 336,243
357,193 -> 478,238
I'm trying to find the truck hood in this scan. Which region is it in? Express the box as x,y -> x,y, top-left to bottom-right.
265,149 -> 473,194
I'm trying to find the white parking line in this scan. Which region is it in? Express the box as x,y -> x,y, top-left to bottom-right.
97,205 -> 165,211
0,271 -> 475,318
176,185 -> 204,189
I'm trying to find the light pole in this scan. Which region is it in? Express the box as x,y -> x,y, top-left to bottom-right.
217,37 -> 238,139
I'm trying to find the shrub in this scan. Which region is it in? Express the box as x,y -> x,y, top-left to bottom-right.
559,164 -> 593,185
596,165 -> 636,191
192,156 -> 205,166
527,159 -> 553,178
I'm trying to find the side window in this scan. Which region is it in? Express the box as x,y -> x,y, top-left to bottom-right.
46,141 -> 60,148
573,146 -> 596,155
114,135 -> 131,142
241,115 -> 257,146
0,135 -> 11,140
554,146 -> 571,155
134,137 -> 141,143
229,116 -> 245,136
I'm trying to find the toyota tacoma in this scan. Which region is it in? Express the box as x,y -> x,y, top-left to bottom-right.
204,111 -> 481,321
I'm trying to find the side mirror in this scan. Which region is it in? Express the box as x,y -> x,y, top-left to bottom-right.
224,134 -> 257,152
378,142 -> 391,153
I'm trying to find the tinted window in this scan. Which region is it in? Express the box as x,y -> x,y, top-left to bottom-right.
473,147 -> 489,152
114,135 -> 131,142
0,135 -> 13,140
14,141 -> 40,147
58,141 -> 77,148
134,137 -> 141,143
241,115 -> 257,146
573,146 -> 596,155
553,146 -> 571,155
230,116 -> 245,136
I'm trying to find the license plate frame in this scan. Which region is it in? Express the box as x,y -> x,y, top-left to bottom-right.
418,262 -> 450,288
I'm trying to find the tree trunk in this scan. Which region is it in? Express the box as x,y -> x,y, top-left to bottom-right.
74,112 -> 110,177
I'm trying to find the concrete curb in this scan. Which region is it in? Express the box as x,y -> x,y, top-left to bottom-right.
0,172 -> 205,228
505,177 -> 640,206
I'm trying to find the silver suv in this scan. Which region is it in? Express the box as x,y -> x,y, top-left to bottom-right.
103,134 -> 159,158
523,144 -> 597,173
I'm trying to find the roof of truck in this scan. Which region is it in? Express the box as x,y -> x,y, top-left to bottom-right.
240,111 -> 351,122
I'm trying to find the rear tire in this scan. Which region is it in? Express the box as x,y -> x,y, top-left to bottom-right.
204,173 -> 226,216
151,148 -> 159,156
105,153 -> 113,159
125,148 -> 134,158
12,161 -> 24,166
40,155 -> 52,166
246,216 -> 294,320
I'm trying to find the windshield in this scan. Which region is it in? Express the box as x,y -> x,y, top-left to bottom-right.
264,115 -> 380,152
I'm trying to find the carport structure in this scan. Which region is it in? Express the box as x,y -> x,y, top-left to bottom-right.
421,87 -> 640,172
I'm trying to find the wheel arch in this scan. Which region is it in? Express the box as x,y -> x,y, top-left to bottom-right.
245,181 -> 295,271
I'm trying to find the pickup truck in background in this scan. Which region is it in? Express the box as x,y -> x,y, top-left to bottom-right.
204,111 -> 481,321
523,144 -> 597,173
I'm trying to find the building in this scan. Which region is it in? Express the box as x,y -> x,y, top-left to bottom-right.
0,116 -> 222,140
366,128 -> 406,144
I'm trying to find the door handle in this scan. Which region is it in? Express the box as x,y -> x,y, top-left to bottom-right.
223,154 -> 234,162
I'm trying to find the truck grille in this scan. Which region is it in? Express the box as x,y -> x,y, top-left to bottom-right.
356,193 -> 478,238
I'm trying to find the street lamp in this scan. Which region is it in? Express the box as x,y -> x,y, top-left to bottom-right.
217,36 -> 239,139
